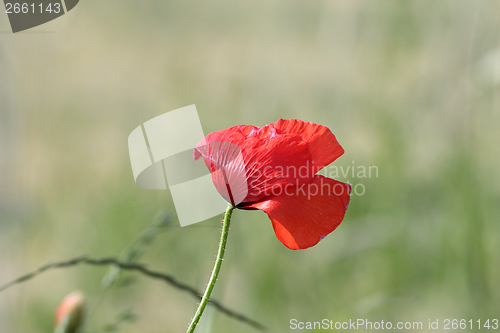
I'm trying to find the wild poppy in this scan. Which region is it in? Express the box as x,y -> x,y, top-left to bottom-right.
194,119 -> 350,250
54,291 -> 85,333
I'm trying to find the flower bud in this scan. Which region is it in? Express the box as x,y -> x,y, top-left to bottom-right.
54,291 -> 85,333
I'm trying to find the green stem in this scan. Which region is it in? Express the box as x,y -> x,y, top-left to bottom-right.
187,204 -> 234,333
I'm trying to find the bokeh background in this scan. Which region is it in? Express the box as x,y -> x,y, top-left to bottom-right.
1,1 -> 499,332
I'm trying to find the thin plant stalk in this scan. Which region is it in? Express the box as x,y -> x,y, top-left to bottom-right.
83,210 -> 170,332
187,204 -> 234,333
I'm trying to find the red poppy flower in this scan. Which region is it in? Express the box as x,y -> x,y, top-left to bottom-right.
193,119 -> 350,250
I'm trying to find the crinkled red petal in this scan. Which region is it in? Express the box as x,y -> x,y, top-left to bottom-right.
241,176 -> 351,249
272,119 -> 344,174
194,124 -> 314,204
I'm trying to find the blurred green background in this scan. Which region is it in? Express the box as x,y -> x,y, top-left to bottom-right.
1,1 -> 499,332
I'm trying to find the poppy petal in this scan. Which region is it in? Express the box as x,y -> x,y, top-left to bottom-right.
242,175 -> 351,249
194,124 -> 315,204
194,141 -> 249,205
272,119 -> 344,174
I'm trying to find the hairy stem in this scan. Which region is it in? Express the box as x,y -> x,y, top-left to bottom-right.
187,204 -> 234,333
